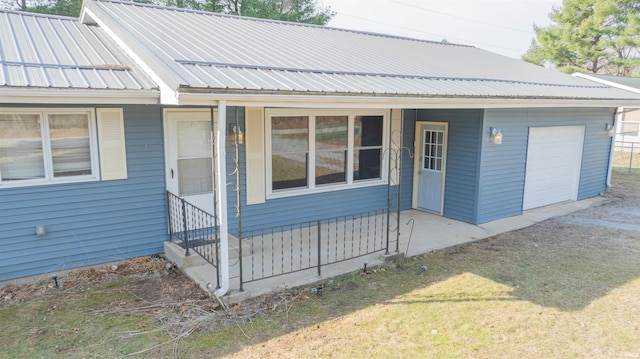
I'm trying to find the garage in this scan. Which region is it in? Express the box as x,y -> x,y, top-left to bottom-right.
523,126 -> 585,210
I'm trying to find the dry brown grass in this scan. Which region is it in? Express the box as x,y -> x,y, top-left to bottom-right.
2,173 -> 640,358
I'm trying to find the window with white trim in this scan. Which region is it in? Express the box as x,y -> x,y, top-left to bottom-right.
0,109 -> 99,186
266,109 -> 388,197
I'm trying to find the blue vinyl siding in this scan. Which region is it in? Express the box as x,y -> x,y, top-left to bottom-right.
0,104 -> 167,281
478,107 -> 615,223
413,109 -> 483,223
400,110 -> 417,210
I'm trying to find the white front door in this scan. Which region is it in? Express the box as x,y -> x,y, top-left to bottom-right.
413,122 -> 447,214
164,109 -> 216,215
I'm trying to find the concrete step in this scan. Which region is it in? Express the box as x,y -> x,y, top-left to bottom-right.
163,241 -> 207,268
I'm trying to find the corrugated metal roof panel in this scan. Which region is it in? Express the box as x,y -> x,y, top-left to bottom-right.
0,9 -> 157,92
82,0 -> 640,101
577,73 -> 640,94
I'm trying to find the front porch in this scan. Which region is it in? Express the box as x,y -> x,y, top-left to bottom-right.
165,196 -> 606,302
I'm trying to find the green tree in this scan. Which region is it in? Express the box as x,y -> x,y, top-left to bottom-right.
29,0 -> 82,16
150,0 -> 334,24
1,0 -> 334,25
237,0 -> 334,25
523,0 -> 640,76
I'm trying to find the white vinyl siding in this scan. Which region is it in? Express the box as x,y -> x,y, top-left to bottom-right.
97,108 -> 128,181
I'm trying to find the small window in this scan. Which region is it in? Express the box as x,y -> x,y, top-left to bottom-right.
354,116 -> 383,180
177,120 -> 213,195
0,109 -> 98,186
49,114 -> 92,178
271,116 -> 309,190
316,115 -> 348,185
423,130 -> 444,172
0,114 -> 45,181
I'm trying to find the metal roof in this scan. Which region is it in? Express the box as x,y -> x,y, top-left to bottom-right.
81,0 -> 640,103
574,73 -> 640,94
0,9 -> 157,93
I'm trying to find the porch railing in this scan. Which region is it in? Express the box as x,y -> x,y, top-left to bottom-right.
166,191 -> 220,288
238,208 -> 388,290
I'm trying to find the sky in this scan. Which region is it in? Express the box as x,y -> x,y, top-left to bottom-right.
321,0 -> 563,59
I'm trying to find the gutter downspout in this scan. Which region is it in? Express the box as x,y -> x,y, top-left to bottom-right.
215,100 -> 230,296
606,108 -> 618,188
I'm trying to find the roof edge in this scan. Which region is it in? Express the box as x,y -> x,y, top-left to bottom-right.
0,8 -> 77,20
573,73 -> 640,95
176,92 -> 640,109
87,0 -> 472,48
0,87 -> 159,105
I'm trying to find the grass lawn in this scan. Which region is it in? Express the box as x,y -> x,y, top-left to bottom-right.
2,171 -> 640,358
613,149 -> 640,174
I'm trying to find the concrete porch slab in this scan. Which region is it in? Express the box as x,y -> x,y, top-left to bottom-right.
164,196 -> 608,303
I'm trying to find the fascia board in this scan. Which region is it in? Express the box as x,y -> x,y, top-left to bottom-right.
0,88 -> 159,105
176,92 -> 640,109
81,6 -> 179,105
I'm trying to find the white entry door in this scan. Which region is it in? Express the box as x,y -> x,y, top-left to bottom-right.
164,110 -> 216,215
523,125 -> 585,210
413,122 -> 447,214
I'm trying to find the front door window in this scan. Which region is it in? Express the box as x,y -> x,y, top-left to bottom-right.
177,120 -> 212,196
422,130 -> 444,172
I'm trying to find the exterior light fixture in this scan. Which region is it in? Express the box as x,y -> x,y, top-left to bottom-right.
36,225 -> 46,236
605,123 -> 615,137
229,124 -> 243,144
490,127 -> 503,144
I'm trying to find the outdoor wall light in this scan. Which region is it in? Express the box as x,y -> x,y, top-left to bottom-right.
490,127 -> 503,144
605,123 -> 616,137
35,225 -> 46,236
229,124 -> 244,144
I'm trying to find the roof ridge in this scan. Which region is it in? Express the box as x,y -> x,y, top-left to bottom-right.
92,0 -> 472,48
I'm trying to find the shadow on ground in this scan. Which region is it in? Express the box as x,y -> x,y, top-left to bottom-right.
204,170 -> 640,357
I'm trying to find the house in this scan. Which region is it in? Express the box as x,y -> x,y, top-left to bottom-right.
573,73 -> 640,143
0,10 -> 163,281
2,1 -> 640,293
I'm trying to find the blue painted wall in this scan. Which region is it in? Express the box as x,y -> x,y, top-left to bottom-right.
411,109 -> 484,223
0,104 -> 167,281
478,107 -> 615,223
400,110 -> 417,211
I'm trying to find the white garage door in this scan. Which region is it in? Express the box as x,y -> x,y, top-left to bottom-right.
523,126 -> 585,210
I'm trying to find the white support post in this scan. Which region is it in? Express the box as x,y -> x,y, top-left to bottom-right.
215,100 -> 230,296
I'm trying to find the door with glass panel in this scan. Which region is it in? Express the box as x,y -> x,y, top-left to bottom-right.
415,122 -> 447,214
165,110 -> 215,215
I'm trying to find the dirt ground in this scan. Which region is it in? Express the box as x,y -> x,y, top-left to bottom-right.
0,256 -> 308,338
1,257 -> 206,307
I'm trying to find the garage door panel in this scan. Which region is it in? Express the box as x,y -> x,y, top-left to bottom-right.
523,126 -> 584,210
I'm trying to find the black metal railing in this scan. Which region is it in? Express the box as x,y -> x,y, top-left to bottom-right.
167,191 -> 220,287
238,208 -> 388,290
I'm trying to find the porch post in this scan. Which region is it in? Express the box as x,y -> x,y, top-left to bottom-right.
215,100 -> 230,296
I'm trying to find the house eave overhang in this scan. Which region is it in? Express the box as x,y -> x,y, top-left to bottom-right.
173,90 -> 640,109
573,73 -> 640,95
0,87 -> 160,105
